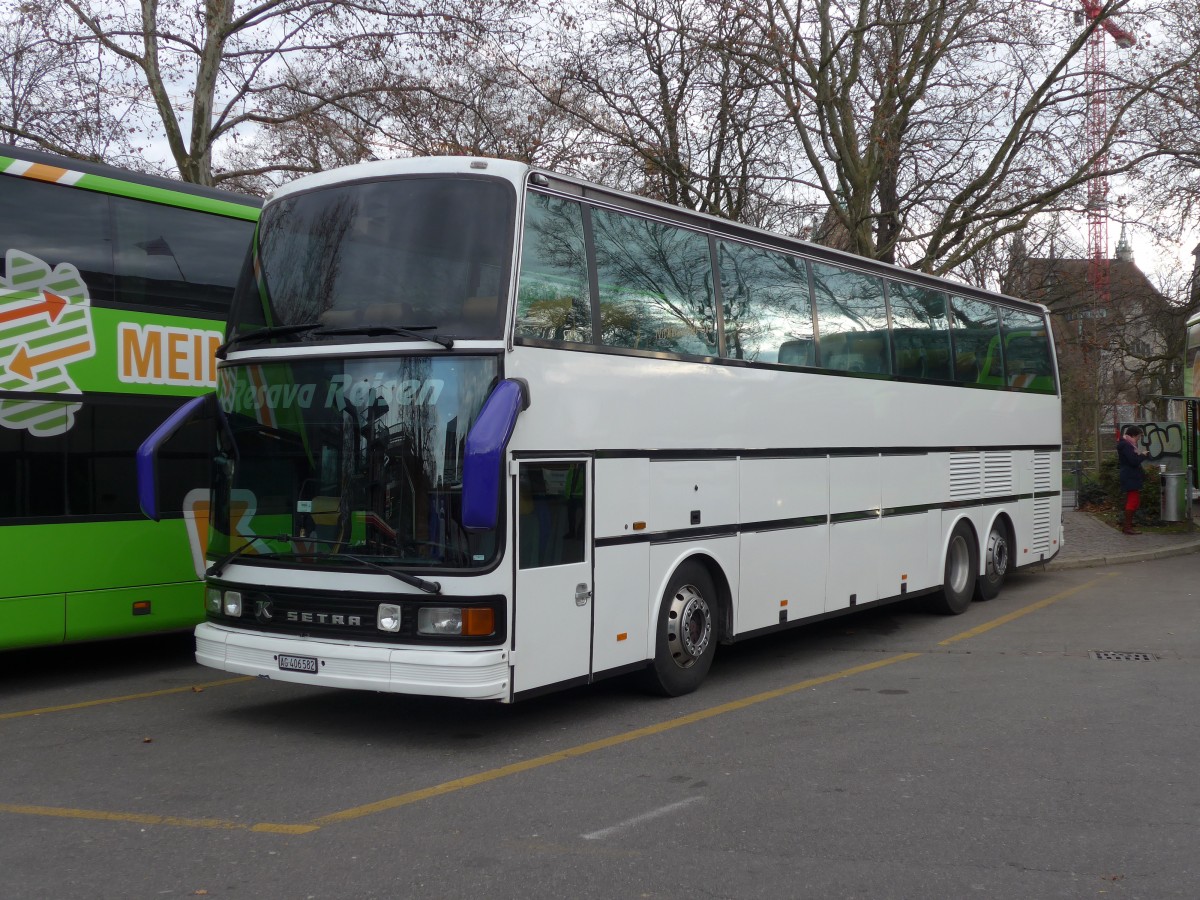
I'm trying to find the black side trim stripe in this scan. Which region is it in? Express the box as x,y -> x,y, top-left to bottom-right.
588,445 -> 1061,460
744,515 -> 828,534
830,510 -> 880,524
594,494 -> 1063,548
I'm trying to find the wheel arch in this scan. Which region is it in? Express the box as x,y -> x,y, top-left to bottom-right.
649,549 -> 734,648
941,514 -> 980,575
985,510 -> 1016,571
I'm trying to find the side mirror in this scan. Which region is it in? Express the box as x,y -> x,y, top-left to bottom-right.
137,394 -> 212,521
461,379 -> 530,531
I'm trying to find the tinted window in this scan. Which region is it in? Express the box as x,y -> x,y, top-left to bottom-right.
113,195 -> 254,316
516,193 -> 592,343
950,296 -> 1003,385
718,241 -> 813,365
519,461 -> 585,569
0,394 -> 211,520
889,282 -> 952,380
0,175 -> 115,303
812,263 -> 889,374
1001,308 -> 1055,391
233,176 -> 514,341
591,207 -> 718,356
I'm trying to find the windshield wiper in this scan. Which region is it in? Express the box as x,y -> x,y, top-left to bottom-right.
315,324 -> 454,349
216,323 -> 322,359
315,550 -> 442,594
208,533 -> 441,594
206,534 -> 292,577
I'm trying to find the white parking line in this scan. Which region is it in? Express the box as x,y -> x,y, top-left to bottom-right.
581,796 -> 706,841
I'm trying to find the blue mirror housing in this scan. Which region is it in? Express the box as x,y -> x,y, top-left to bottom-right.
137,394 -> 211,521
461,379 -> 529,531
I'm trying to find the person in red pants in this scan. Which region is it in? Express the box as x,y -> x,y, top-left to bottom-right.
1116,425 -> 1149,535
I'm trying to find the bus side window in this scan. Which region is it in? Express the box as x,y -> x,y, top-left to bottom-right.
591,207 -> 718,357
812,262 -> 888,374
0,175 -> 116,304
518,462 -> 585,569
1001,308 -> 1055,391
112,194 -> 255,316
889,282 -> 952,380
950,296 -> 1001,386
516,193 -> 592,343
716,240 -> 812,365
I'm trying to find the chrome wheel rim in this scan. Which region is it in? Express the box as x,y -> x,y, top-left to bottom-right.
986,527 -> 1009,583
667,584 -> 712,669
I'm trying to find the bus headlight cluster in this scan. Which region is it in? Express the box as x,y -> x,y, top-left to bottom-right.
206,588 -> 243,617
377,604 -> 402,632
377,605 -> 495,637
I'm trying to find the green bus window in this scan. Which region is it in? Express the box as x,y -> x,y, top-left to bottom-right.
516,193 -> 592,343
0,175 -> 115,303
950,296 -> 1002,386
812,263 -> 889,374
717,241 -> 813,365
0,407 -> 68,518
1001,308 -> 1055,391
0,395 -> 212,520
591,207 -> 718,357
113,195 -> 255,316
890,283 -> 952,380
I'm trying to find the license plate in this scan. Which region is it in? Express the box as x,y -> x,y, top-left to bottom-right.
278,654 -> 318,673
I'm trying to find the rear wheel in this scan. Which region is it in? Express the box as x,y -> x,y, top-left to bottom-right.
975,519 -> 1010,601
644,561 -> 718,697
931,521 -> 977,615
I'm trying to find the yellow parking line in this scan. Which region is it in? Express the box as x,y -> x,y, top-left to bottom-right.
0,802 -> 247,831
0,676 -> 254,721
0,572 -> 1119,835
308,652 -> 923,827
938,572 -> 1120,646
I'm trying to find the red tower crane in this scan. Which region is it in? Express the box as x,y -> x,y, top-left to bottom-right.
1079,1 -> 1136,306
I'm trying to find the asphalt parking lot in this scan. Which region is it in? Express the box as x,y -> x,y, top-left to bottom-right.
2,555 -> 1198,899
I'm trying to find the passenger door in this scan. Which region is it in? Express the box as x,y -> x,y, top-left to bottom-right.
512,458 -> 592,694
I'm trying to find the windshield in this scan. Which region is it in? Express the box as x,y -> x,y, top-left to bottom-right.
227,175 -> 515,343
211,355 -> 501,571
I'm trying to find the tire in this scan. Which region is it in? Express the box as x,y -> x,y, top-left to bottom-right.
974,519 -> 1010,602
644,561 -> 718,697
931,521 -> 977,616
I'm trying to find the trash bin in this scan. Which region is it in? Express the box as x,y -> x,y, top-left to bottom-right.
1160,467 -> 1185,522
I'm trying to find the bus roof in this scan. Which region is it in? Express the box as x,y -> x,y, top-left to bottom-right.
265,154 -> 1048,318
0,143 -> 261,219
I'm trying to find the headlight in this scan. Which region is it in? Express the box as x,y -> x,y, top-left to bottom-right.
205,588 -> 222,614
418,607 -> 461,635
223,591 -> 243,617
377,604 -> 402,632
418,607 -> 495,636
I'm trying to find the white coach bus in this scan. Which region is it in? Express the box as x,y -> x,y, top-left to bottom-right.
139,156 -> 1062,701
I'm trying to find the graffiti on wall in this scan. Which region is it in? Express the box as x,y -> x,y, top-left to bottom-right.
1120,421 -> 1185,471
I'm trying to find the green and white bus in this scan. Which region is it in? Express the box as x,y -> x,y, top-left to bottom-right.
0,145 -> 260,650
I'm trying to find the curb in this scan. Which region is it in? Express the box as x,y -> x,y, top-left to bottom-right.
1045,538 -> 1200,571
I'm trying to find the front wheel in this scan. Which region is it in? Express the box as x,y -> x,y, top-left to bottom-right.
644,561 -> 718,697
974,520 -> 1010,601
930,521 -> 977,616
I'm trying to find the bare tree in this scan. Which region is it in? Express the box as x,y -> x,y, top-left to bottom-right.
528,0 -> 802,228
9,0 -> 520,185
0,0 -> 143,165
1116,1 -> 1200,259
734,0 -> 1191,274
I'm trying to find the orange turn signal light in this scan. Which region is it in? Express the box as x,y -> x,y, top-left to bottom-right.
463,608 -> 496,636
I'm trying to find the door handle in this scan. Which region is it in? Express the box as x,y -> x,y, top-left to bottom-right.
575,583 -> 592,606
